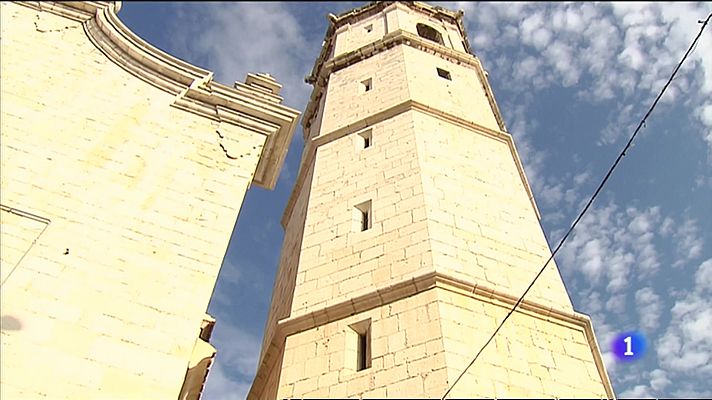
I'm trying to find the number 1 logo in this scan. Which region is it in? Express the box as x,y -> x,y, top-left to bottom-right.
623,336 -> 634,356
612,331 -> 646,362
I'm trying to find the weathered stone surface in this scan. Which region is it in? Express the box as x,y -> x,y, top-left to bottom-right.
0,2 -> 299,398
251,2 -> 613,399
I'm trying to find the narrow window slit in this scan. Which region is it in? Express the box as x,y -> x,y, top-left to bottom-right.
349,319 -> 371,372
361,78 -> 372,93
437,68 -> 451,80
358,129 -> 373,149
357,331 -> 368,371
361,209 -> 369,232
354,200 -> 372,232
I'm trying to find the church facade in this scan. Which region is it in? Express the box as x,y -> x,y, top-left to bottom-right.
0,2 -> 299,399
249,2 -> 614,398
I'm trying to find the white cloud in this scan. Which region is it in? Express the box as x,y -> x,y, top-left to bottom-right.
604,292 -> 626,314
538,182 -> 563,208
459,2 -> 712,157
212,318 -> 261,377
573,171 -> 591,186
672,218 -> 704,267
657,306 -> 712,373
619,384 -> 654,398
203,363 -> 252,400
659,217 -> 675,236
169,2 -> 313,108
505,102 -> 547,193
649,368 -> 671,392
601,350 -> 618,376
634,287 -> 662,331
558,202 -> 662,290
656,258 -> 712,387
202,318 -> 262,400
695,258 -> 712,289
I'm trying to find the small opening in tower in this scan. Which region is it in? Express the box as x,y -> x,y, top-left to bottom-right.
354,200 -> 372,232
357,330 -> 368,370
349,319 -> 371,371
364,24 -> 373,33
437,68 -> 452,80
358,129 -> 373,149
416,23 -> 443,45
361,78 -> 372,93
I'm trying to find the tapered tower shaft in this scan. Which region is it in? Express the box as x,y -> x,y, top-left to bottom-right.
249,2 -> 614,398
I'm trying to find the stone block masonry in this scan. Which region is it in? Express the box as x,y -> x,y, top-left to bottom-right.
0,2 -> 299,399
250,1 -> 613,399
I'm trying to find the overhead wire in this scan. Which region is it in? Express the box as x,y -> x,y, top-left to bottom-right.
441,12 -> 712,399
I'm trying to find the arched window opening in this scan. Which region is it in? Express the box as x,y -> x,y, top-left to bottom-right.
416,23 -> 443,45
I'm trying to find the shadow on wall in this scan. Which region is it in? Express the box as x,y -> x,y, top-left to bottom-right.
0,315 -> 22,331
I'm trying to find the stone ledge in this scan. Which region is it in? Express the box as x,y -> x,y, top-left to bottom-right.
281,100 -> 541,230
248,270 -> 615,399
303,29 -> 506,134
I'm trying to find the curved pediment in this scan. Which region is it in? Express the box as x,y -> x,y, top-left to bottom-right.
19,1 -> 300,189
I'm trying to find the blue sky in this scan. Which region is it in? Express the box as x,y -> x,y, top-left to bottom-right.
119,2 -> 712,398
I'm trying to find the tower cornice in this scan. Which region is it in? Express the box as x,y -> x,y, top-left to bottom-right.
16,1 -> 301,190
248,270 -> 615,399
308,1 -> 471,85
303,29 -> 506,139
283,99 -> 540,231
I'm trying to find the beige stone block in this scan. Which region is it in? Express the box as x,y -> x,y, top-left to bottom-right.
374,363 -> 407,388
304,386 -> 329,397
563,339 -> 595,361
345,373 -> 372,395
387,330 -> 407,353
395,342 -> 427,365
317,370 -> 340,388
293,376 -> 318,395
328,381 -> 349,398
387,375 -> 424,397
362,386 -> 387,398
282,362 -> 306,384
329,350 -> 345,372
407,319 -> 441,345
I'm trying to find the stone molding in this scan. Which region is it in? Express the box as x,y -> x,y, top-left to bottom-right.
17,1 -> 300,189
281,98 -> 541,230
19,1 -> 117,21
303,28 -> 507,138
249,270 -> 615,399
308,1 -> 472,85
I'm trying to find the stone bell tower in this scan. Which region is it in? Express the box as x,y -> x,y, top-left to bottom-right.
249,2 -> 614,398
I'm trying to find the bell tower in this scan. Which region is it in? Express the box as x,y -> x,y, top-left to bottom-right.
249,2 -> 614,398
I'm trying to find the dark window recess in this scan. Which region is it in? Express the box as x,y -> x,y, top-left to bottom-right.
357,331 -> 368,371
354,200 -> 372,232
437,68 -> 452,80
416,23 -> 443,45
350,319 -> 371,371
361,78 -> 372,92
359,129 -> 373,149
361,209 -> 369,231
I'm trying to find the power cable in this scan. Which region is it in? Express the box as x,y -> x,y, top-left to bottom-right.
441,12 -> 712,399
